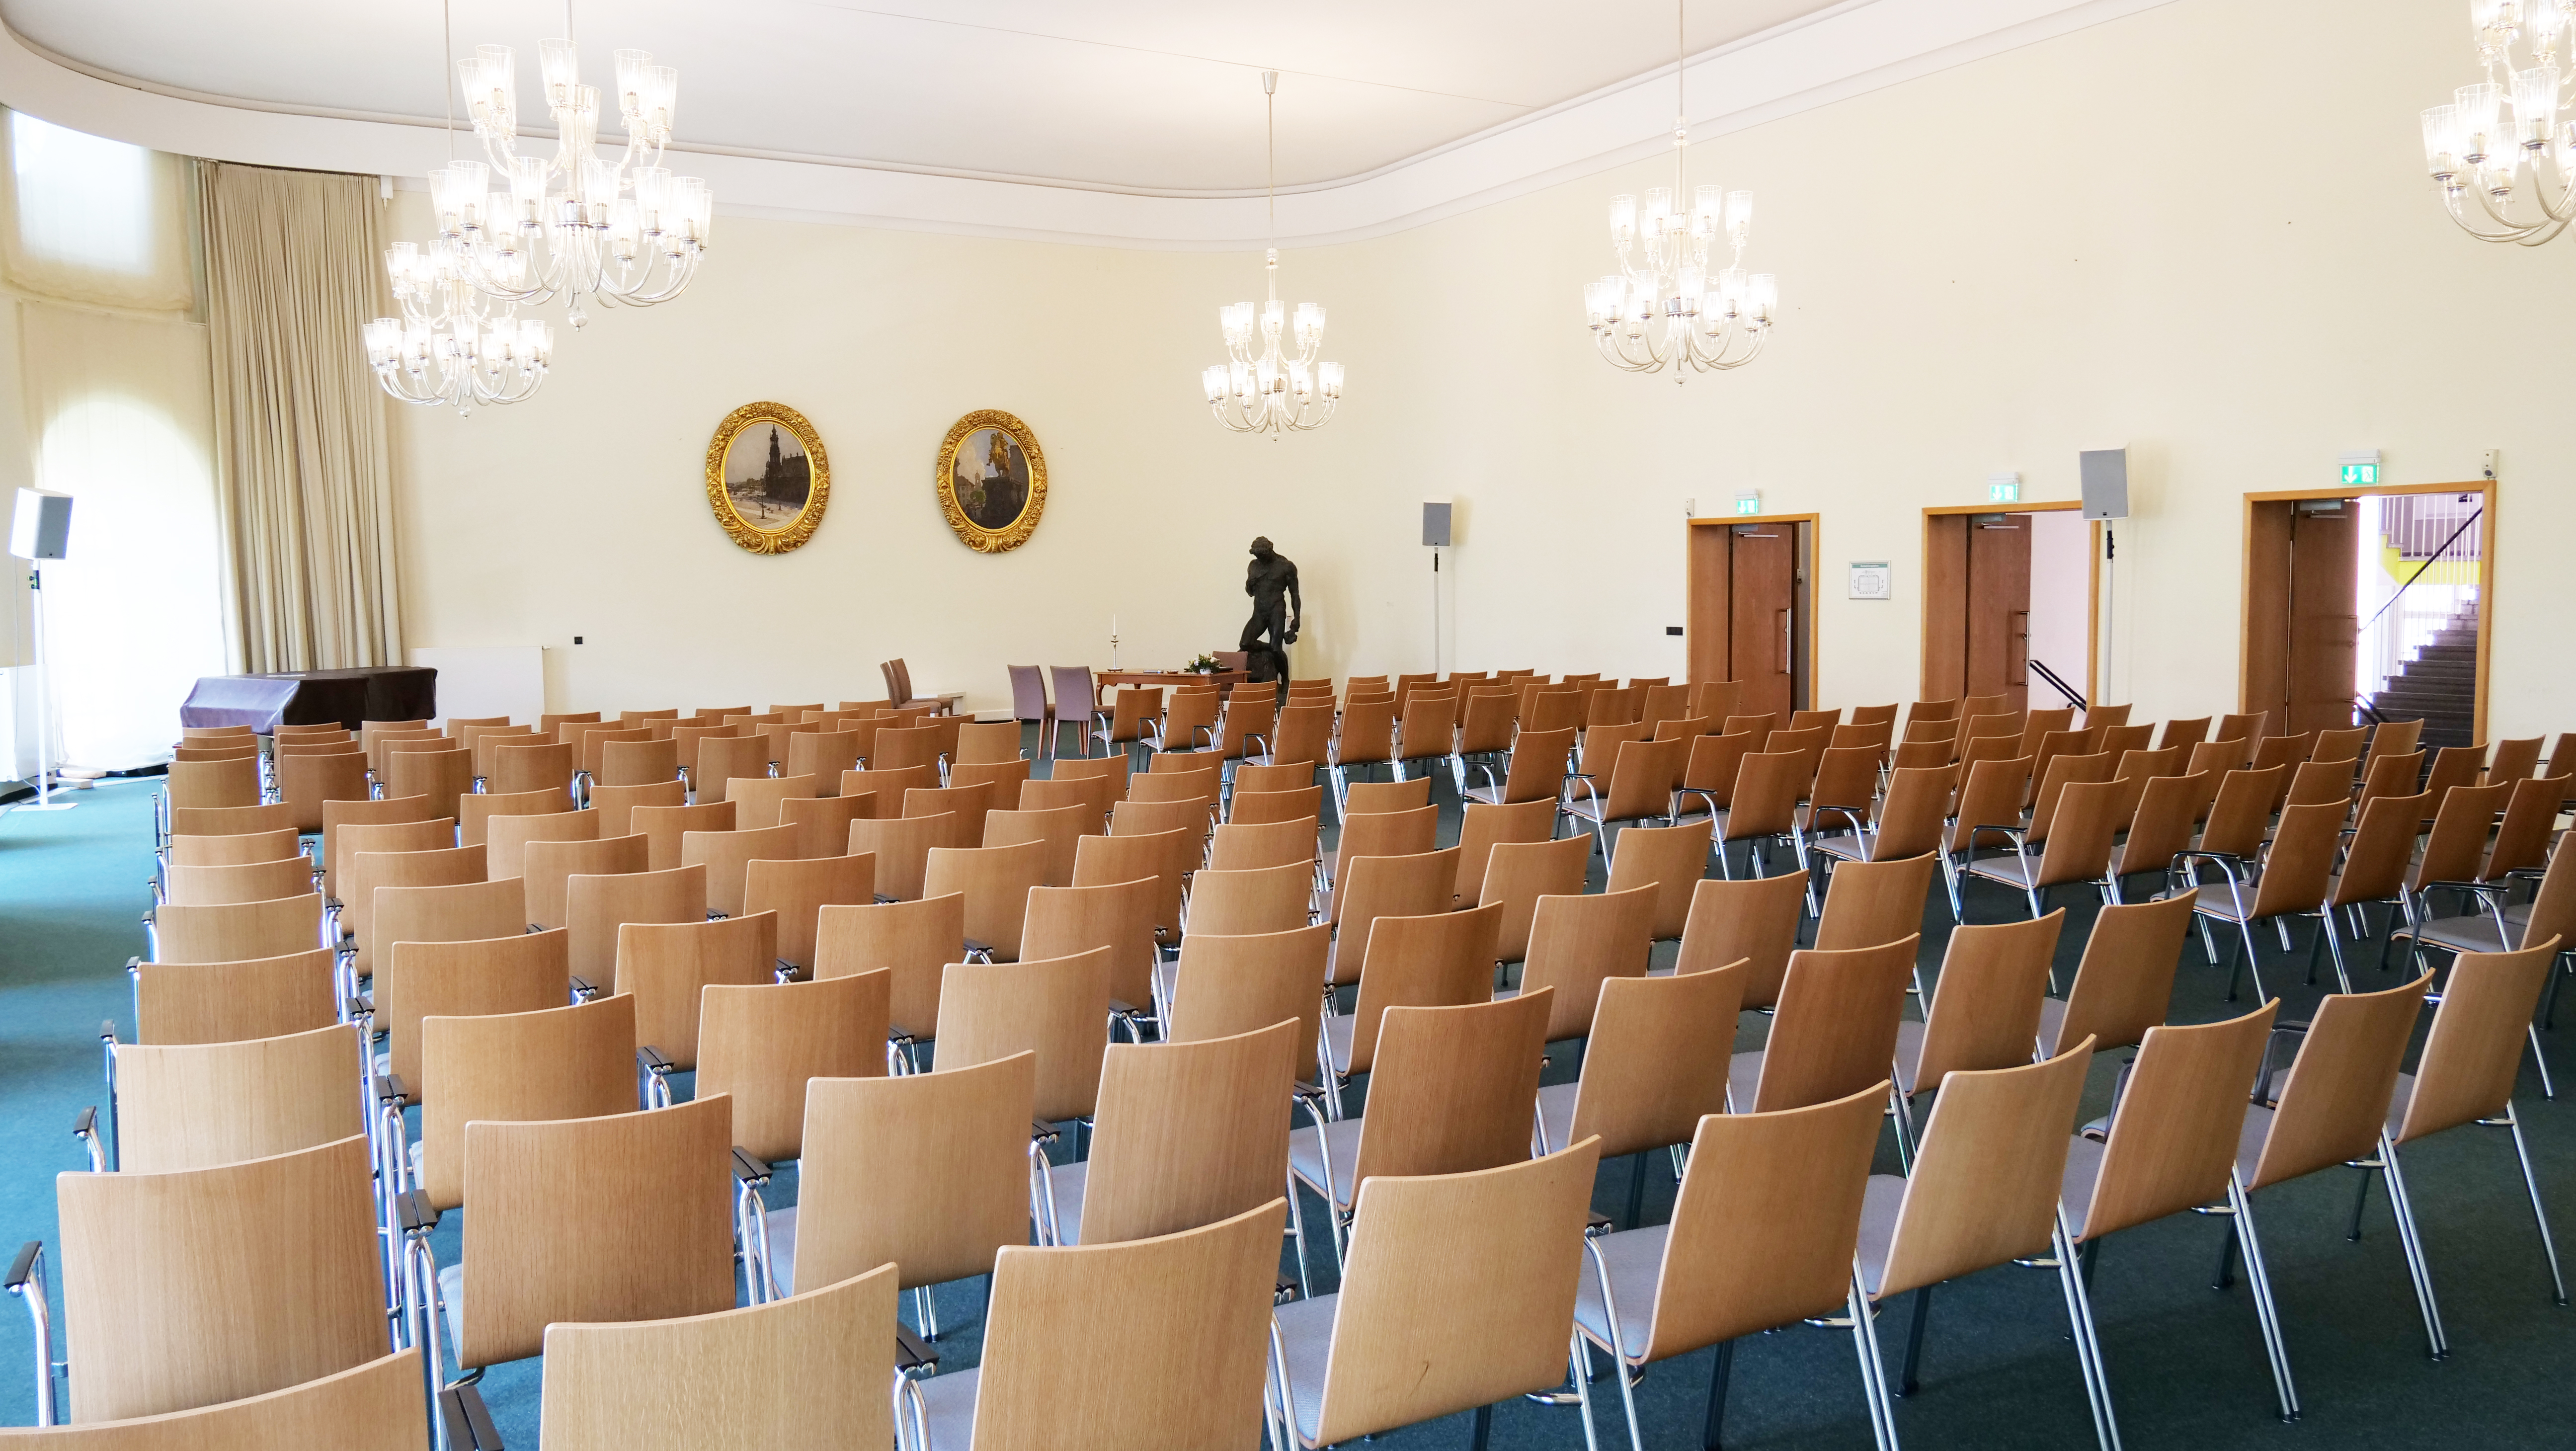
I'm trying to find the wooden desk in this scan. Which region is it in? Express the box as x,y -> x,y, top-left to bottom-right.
1097,671 -> 1252,691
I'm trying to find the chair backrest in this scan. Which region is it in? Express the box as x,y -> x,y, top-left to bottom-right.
613,913 -> 778,1067
1675,871 -> 1807,1010
1076,1021 -> 1297,1246
777,791 -> 873,863
457,1095 -> 735,1369
1720,751 -> 1807,840
161,855 -> 315,908
813,891 -> 965,1044
58,1135 -> 387,1422
1807,744 -> 1879,813
1911,911 -> 2061,1093
2237,801 -> 2342,919
1872,764 -> 1959,860
489,740 -> 576,798
632,799 -> 735,871
797,1050 -> 1035,1293
2158,716 -> 2213,750
528,833 -> 651,930
1349,989 -> 1554,1189
1678,730 -> 1761,807
458,787 -> 572,851
1643,1084 -> 1885,1360
1452,797 -> 1555,906
728,773 -> 821,831
2250,972 -> 2432,1189
565,864 -> 709,986
2485,774 -> 2570,880
1751,935 -> 1920,1112
1812,852 -> 1937,952
168,802 -> 297,839
1109,797 -> 1216,840
166,756 -> 261,812
1904,695 -> 1960,724
1329,804 -> 1440,911
148,892 -> 325,966
2184,736 -> 2255,777
2196,764 -> 2288,857
380,929 -> 568,1095
485,807 -> 603,881
1023,877 -> 1160,1009
1480,725 -> 1569,806
540,1261 -> 895,1451
696,970 -> 887,1163
2026,750 -> 2114,839
1184,860 -> 1314,937
2333,792 -> 2432,907
277,749 -> 371,832
1048,666 -> 1096,720
1304,1144 -> 1599,1447
936,947 -> 1113,1123
346,840 -> 483,972
2285,756 -> 2359,807
2366,718 -> 2424,760
904,783 -> 997,848
2028,777 -> 2126,887
1228,784 -> 1323,826
1233,760 -> 1314,795
2214,712 -> 2267,742
420,993 -> 638,1209
981,802 -> 1096,887
2311,724 -> 2371,763
110,1023 -> 366,1174
374,876 -> 528,979
1339,902 -> 1504,1077
326,809 -> 451,902
1518,884 -> 1657,1043
1601,818 -> 1715,941
2078,1002 -> 2277,1240
1874,1046 -> 2094,1300
971,1199 -> 1285,1451
2110,742 -> 2179,781
2356,749 -> 2422,806
840,766 -> 940,819
1558,961 -> 1747,1158
921,839 -> 1049,962
2397,936 -> 2563,1143
2114,771 -> 2215,884
1341,775 -> 1432,815
1599,735 -> 1689,820
1167,923 -> 1329,1076
598,737 -> 683,789
2415,780 -> 2513,889
1208,815 -> 1319,872
678,824 -> 802,918
2048,892 -> 2191,1055
165,826 -> 304,869
745,852 -> 876,968
132,948 -> 337,1048
842,812 -> 948,902
1469,836 -> 1586,966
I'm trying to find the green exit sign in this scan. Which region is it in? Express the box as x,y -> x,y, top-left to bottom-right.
1988,477 -> 2020,503
2341,462 -> 2378,486
1734,492 -> 1761,516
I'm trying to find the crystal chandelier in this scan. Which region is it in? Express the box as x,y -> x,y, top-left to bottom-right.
1202,72 -> 1343,434
1581,0 -> 1776,374
2421,0 -> 2576,245
362,2 -> 712,412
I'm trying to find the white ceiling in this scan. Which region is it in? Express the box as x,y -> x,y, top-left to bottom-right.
0,0 -> 2173,245
0,0 -> 1847,192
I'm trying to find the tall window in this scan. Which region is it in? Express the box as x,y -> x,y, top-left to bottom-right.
10,111 -> 158,276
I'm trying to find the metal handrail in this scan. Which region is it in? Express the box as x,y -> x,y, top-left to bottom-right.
2026,658 -> 2087,711
2362,508 -> 2481,634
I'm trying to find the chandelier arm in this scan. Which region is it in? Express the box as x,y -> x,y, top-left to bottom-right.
2464,178 -> 2558,238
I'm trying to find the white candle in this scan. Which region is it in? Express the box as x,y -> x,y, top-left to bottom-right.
1112,615 -> 1118,637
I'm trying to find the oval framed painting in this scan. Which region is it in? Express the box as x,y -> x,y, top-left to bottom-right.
704,401 -> 830,554
936,409 -> 1046,554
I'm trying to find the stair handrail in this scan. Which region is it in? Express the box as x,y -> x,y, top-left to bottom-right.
2026,658 -> 2087,711
2362,507 -> 2481,634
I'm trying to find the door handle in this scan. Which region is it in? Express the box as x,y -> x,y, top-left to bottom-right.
2009,610 -> 2029,686
1777,609 -> 1791,675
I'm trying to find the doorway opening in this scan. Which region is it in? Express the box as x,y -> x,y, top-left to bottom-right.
1921,504 -> 2096,711
2241,484 -> 2491,746
1687,514 -> 1814,718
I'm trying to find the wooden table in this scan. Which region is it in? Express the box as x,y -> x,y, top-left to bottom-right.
1097,670 -> 1252,692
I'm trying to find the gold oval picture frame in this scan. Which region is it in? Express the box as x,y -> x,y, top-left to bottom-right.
936,409 -> 1046,554
705,401 -> 829,554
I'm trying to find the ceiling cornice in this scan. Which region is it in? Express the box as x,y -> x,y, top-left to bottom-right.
0,0 -> 2172,250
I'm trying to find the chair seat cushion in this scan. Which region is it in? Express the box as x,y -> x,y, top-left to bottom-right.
2409,912 -> 2512,955
1893,1019 -> 1927,1097
2060,1135 -> 2108,1240
1287,1119 -> 1362,1213
1854,1173 -> 1909,1297
1272,1292 -> 1339,1445
1726,1050 -> 1762,1113
908,1364 -> 980,1451
1960,852 -> 2043,890
1570,1223 -> 1667,1363
763,1205 -> 802,1295
1534,1081 -> 1579,1154
1038,1160 -> 1089,1246
1320,1013 -> 1356,1077
2035,996 -> 2072,1057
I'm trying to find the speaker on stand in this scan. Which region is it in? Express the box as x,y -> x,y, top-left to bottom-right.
2080,450 -> 2128,709
1422,501 -> 1452,676
10,488 -> 74,811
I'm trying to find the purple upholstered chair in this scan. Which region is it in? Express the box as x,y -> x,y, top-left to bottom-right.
1008,665 -> 1053,760
1047,667 -> 1098,759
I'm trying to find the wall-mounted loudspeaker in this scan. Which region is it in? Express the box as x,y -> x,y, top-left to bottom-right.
2079,450 -> 2128,520
1421,500 -> 1452,548
10,488 -> 71,560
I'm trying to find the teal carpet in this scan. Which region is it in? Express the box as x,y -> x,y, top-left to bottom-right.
5,763 -> 2575,1447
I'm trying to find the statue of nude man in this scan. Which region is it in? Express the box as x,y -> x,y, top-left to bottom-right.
1239,536 -> 1301,685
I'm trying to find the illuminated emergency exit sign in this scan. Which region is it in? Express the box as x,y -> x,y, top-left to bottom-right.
2339,451 -> 2380,487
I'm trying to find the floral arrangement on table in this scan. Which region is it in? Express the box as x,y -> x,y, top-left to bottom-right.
1185,653 -> 1219,673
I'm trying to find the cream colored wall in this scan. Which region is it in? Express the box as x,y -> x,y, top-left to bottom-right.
393,0 -> 2576,735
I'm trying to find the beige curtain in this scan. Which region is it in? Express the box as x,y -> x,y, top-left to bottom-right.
198,161 -> 402,671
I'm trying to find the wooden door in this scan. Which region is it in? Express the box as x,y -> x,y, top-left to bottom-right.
2287,504 -> 2357,733
1966,516 -> 2033,713
1728,524 -> 1795,719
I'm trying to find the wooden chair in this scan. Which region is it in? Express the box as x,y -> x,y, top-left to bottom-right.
0,1348 -> 428,1449
2381,937 -> 2569,1340
1328,847 -> 1464,994
2176,800 -> 2346,1000
1228,784 -> 1323,827
681,824 -> 803,919
1813,852 -> 1939,953
320,802 -> 443,895
1452,797 -> 1556,908
744,854 -> 875,972
2485,735 -> 2546,785
2285,756 -> 2360,808
1070,826 -> 1194,953
438,1095 -> 735,1373
1728,935 -> 1920,1116
632,799 -> 736,871
693,970 -> 889,1167
416,993 -> 639,1211
159,855 -> 315,908
1166,924 -> 1331,1101
1710,750 -> 1807,889
847,813 -> 952,902
1895,912 -> 2061,1105
1560,736 -> 1688,862
2037,891 -> 2194,1056
341,843 -> 484,978
148,893 -> 327,968
1323,803 -> 1437,915
1023,877 -> 1161,1032
167,802 -> 296,840
697,735 -> 775,798
456,787 -> 569,850
2060,1003 -> 2288,1421
487,741 -> 575,799
276,750 -> 369,833
779,729 -> 861,794
540,1261 -> 896,1451
163,826 -> 304,872
1959,775 -> 2125,922
2106,771 -> 2218,902
1601,818 -> 1716,945
1571,1086 -> 1895,1451
1531,964 -> 1746,1227
921,840 -> 1048,962
949,758 -> 1032,806
55,1135 -> 386,1422
2158,716 -> 2214,750
1035,1021 -> 1295,1250
935,948 -> 1113,1125
1340,776 -> 1431,816
102,1023 -> 366,1174
1271,1145 -> 1599,1450
1673,871 -> 1808,1011
1858,1047 -> 2106,1435
1291,989 -> 1552,1270
525,833 -> 649,932
485,807 -> 601,881
617,913 -> 780,1075
779,791 -> 874,863
377,929 -> 568,1106
1510,884 -> 1657,1044
1184,862 -> 1315,940
565,865 -> 708,988
728,773 -> 820,831
1321,904 -> 1507,1111
132,949 -> 339,1047
1325,694 -> 1399,810
1209,816 -> 1320,872
904,1199 -> 1285,1451
906,782 -> 997,848
164,757 -> 261,817
1233,759 -> 1315,795
814,893 -> 967,1063
1461,725 -> 1574,811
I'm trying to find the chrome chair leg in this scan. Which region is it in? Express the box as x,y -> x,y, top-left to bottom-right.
2050,1213 -> 2121,1451
2376,1137 -> 2448,1359
2504,1107 -> 2570,1304
2224,1172 -> 2300,1422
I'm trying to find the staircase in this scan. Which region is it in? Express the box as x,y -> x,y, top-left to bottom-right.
2367,599 -> 2478,749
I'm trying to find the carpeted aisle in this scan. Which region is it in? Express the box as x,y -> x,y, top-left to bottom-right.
4,766 -> 2575,1447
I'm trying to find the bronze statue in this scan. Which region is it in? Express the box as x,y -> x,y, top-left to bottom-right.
1239,536 -> 1300,685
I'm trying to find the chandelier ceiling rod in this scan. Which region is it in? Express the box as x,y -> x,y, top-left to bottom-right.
1200,69 -> 1343,434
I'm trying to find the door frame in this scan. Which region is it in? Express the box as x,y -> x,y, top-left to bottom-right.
1687,512 -> 1820,707
2240,480 -> 2496,744
1919,501 -> 2100,708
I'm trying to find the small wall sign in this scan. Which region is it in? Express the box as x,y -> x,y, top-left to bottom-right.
1848,561 -> 1892,600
